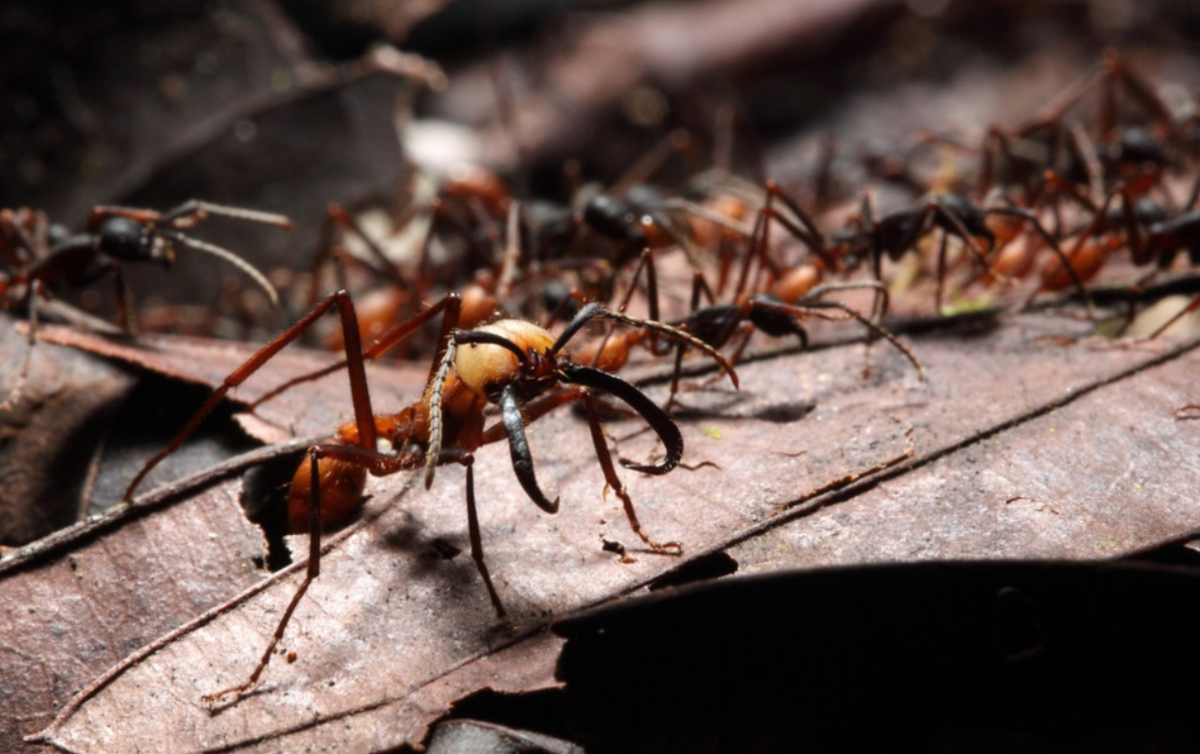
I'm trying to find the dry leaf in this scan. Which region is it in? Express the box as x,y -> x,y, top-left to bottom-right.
26,310 -> 1200,752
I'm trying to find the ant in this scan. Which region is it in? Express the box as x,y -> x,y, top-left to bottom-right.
981,52 -> 1185,204
1043,172 -> 1200,335
1,200 -> 290,407
823,187 -> 1093,318
121,289 -> 737,703
578,185 -> 925,406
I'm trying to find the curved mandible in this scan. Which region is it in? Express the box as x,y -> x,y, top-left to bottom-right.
559,363 -> 682,475
498,384 -> 560,513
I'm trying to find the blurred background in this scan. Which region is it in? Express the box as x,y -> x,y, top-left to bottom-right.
4,0 -> 1200,328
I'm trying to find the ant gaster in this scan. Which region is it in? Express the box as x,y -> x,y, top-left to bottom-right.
122,289 -> 737,704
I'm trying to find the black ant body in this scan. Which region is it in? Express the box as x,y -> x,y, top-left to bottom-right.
122,289 -> 737,703
16,201 -> 286,314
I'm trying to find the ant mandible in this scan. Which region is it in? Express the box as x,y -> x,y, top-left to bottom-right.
121,288 -> 737,703
1,199 -> 290,407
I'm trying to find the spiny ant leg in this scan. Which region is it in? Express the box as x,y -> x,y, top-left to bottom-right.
583,395 -> 681,554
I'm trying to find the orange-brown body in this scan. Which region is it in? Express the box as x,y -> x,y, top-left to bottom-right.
1040,235 -> 1122,291
289,319 -> 559,531
764,263 -> 822,304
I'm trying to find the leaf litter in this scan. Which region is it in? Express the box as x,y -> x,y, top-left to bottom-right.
17,306 -> 1200,753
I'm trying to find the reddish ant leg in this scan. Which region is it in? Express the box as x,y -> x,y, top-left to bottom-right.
204,441 -> 415,705
124,289 -> 380,502
584,395 -> 681,555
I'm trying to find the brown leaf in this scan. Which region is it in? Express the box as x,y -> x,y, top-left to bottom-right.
0,478 -> 266,753
27,311 -> 1200,752
34,324 -> 430,444
0,315 -> 137,545
729,330 -> 1200,570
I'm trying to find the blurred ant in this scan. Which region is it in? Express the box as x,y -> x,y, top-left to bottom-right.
122,288 -> 737,703
527,132 -> 753,273
579,184 -> 925,404
981,51 -> 1186,205
1041,171 -> 1200,335
0,200 -> 289,407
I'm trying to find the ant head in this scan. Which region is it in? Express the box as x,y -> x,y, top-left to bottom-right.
95,215 -> 174,266
456,321 -> 560,402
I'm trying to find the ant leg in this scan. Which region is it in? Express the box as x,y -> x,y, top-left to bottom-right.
1,280 -> 45,411
609,129 -> 692,196
758,297 -> 926,380
928,202 -> 1003,285
934,231 -> 950,315
203,441 -> 413,704
308,203 -> 409,309
457,452 -> 507,619
112,266 -> 136,333
586,250 -> 662,369
802,280 -> 891,322
1146,294 -> 1200,339
732,189 -> 772,302
493,200 -> 523,303
1104,50 -> 1175,131
666,271 -> 717,411
583,394 -> 681,554
763,180 -> 840,269
245,293 -> 462,413
1029,59 -> 1106,128
989,205 -> 1097,320
125,290 -> 379,502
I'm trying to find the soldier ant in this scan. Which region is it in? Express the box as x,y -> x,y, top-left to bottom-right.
1,200 -> 289,407
122,289 -> 737,703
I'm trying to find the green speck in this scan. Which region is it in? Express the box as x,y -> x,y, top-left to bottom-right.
1094,538 -> 1121,552
702,426 -> 723,440
1133,482 -> 1143,491
937,293 -> 997,317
